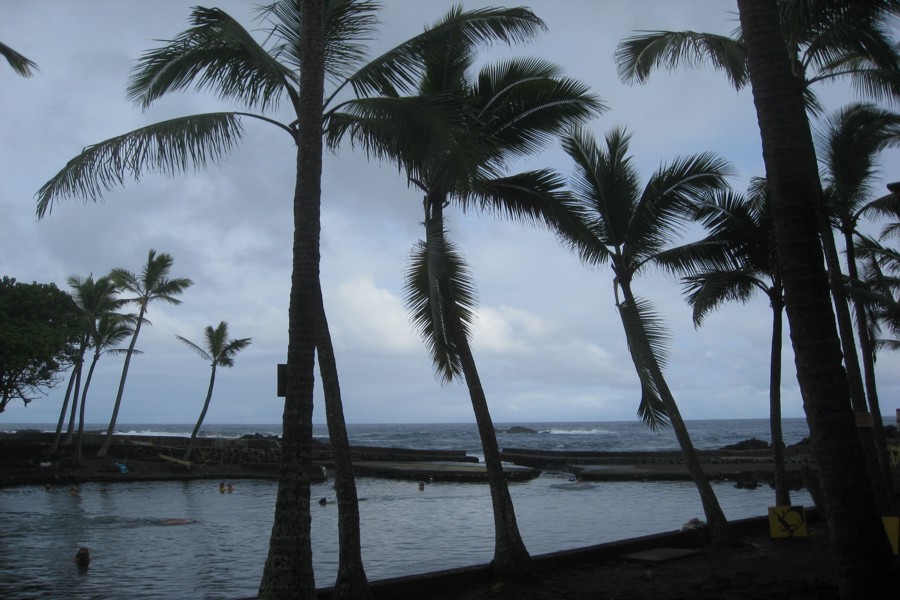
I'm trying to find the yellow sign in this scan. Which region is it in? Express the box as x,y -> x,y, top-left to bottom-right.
883,517 -> 899,555
768,506 -> 808,538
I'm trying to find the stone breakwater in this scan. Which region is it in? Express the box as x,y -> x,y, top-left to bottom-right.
0,431 -> 490,487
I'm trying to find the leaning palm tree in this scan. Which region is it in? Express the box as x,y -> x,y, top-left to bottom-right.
97,249 -> 192,458
327,12 -> 602,575
176,321 -> 251,462
817,102 -> 900,496
0,41 -> 37,77
34,2 -> 550,596
75,312 -> 134,463
560,126 -> 734,542
683,181 -> 792,506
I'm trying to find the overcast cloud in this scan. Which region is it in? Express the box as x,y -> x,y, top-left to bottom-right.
2,1 -> 898,426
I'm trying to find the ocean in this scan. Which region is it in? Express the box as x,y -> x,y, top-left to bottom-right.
0,419 -> 833,599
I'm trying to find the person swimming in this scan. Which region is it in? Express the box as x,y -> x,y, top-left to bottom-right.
74,547 -> 90,568
219,482 -> 226,493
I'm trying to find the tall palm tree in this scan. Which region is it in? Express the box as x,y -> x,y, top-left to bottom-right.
35,2 -> 550,596
736,0 -> 897,596
176,321 -> 251,462
327,13 -> 602,575
817,102 -> 900,496
97,249 -> 192,458
75,312 -> 134,463
0,41 -> 37,77
683,181 -> 792,506
560,126 -> 734,542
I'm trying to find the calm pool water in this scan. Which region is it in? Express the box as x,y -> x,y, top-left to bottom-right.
0,474 -> 810,599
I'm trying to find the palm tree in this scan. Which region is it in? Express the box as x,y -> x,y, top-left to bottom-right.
560,126 -> 734,542
817,102 -> 900,497
50,275 -> 124,454
64,274 -> 127,462
327,13 -> 602,575
34,2 -> 549,595
683,181 -> 792,506
176,322 -> 251,462
735,0 -> 897,596
75,312 -> 134,463
0,41 -> 37,77
97,249 -> 192,458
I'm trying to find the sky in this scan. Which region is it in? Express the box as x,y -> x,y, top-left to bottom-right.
2,1 -> 898,427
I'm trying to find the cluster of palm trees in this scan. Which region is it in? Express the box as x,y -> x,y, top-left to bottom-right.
23,0 -> 900,598
47,249 -> 251,465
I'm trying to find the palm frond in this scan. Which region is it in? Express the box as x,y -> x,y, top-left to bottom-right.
36,113 -> 244,217
0,41 -> 38,77
127,7 -> 294,111
616,292 -> 671,431
627,151 -> 733,268
326,94 -> 475,192
403,217 -> 476,384
816,103 -> 900,218
682,270 -> 760,326
653,238 -> 741,278
614,30 -> 748,88
337,6 -> 545,101
261,0 -> 380,85
801,6 -> 900,104
176,335 -> 213,362
471,58 -> 605,162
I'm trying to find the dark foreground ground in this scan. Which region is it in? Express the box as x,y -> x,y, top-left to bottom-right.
429,520 -> 846,600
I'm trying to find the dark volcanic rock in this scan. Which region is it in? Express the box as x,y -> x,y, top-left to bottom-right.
504,426 -> 538,434
721,438 -> 770,451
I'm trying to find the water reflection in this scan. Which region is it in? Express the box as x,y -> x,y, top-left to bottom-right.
0,476 -> 810,599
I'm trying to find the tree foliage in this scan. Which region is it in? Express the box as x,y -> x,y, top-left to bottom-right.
0,277 -> 81,413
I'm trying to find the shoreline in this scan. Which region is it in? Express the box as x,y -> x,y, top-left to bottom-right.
0,430 -> 818,489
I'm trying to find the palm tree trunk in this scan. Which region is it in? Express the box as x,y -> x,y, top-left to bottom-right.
768,290 -> 790,506
75,351 -> 100,463
258,2 -> 325,597
184,366 -> 216,462
843,228 -> 893,496
737,1 -> 897,595
315,289 -> 372,600
818,214 -> 889,511
618,282 -> 730,542
64,358 -> 84,446
97,308 -> 145,457
437,276 -> 533,578
50,362 -> 79,455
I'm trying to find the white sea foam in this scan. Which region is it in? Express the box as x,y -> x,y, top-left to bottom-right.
540,428 -> 615,436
